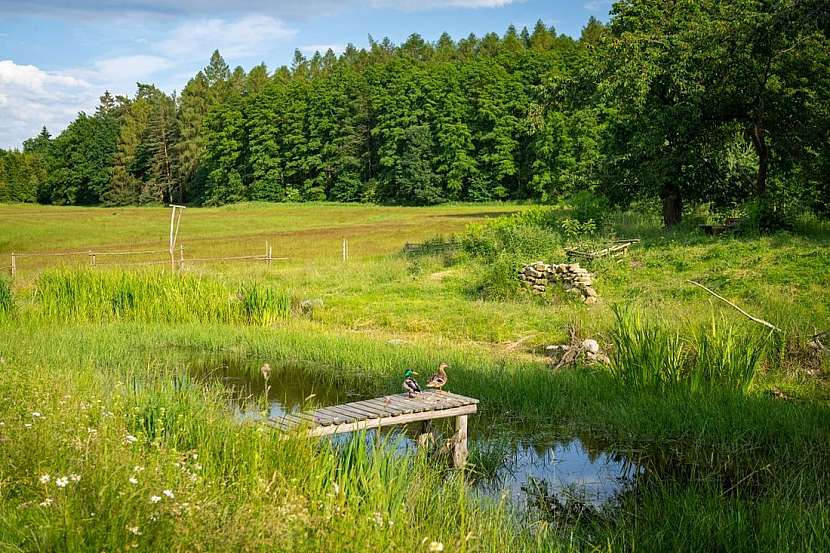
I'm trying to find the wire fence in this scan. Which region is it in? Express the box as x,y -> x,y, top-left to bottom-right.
5,242 -> 288,277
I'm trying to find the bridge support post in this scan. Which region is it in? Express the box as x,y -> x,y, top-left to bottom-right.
416,420 -> 434,449
453,415 -> 468,469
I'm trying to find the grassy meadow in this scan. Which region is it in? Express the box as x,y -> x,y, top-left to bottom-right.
1,201 -> 829,551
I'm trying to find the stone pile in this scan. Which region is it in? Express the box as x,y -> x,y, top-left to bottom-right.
518,261 -> 598,304
546,339 -> 610,368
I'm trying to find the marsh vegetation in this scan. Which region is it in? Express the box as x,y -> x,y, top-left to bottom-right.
1,201 -> 829,551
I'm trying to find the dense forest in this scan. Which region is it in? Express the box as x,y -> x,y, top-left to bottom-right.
1,0 -> 828,227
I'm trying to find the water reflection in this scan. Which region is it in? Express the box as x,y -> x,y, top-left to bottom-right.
190,356 -> 639,513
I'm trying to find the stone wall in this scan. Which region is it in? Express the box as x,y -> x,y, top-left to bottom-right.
518,261 -> 598,304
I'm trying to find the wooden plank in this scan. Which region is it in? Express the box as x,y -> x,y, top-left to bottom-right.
278,413 -> 309,430
360,397 -> 409,417
411,392 -> 466,410
306,404 -> 477,437
338,401 -> 390,418
308,409 -> 348,426
384,395 -> 427,413
324,405 -> 370,421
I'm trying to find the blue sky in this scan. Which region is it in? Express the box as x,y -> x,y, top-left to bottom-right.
0,0 -> 613,149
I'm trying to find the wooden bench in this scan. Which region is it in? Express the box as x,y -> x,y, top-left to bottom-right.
268,390 -> 478,467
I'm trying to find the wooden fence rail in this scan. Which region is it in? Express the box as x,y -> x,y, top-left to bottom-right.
6,242 -> 287,277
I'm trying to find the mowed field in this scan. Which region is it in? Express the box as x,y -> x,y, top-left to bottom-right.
0,202 -> 522,272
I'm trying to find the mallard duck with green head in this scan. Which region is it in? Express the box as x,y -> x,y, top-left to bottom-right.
402,369 -> 421,398
426,362 -> 448,390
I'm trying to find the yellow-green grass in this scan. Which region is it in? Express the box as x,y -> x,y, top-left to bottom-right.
0,202 -> 524,279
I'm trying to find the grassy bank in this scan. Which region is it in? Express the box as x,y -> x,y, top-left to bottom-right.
1,320 -> 829,551
1,202 -> 829,551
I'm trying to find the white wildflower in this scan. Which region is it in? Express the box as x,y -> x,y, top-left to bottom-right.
24,423 -> 32,428
149,495 -> 161,504
372,512 -> 384,526
39,474 -> 50,484
133,465 -> 144,473
428,542 -> 444,552
39,498 -> 53,507
125,434 -> 137,444
127,525 -> 142,536
31,412 -> 41,418
332,482 -> 340,495
55,477 -> 69,488
128,477 -> 138,485
162,489 -> 174,499
69,474 -> 81,482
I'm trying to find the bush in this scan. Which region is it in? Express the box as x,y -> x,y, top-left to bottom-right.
470,251 -> 527,301
460,211 -> 563,262
568,190 -> 610,226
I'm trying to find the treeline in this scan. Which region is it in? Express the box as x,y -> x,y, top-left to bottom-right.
2,1 -> 828,228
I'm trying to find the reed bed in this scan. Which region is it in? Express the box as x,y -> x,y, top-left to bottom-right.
610,307 -> 768,394
32,270 -> 292,325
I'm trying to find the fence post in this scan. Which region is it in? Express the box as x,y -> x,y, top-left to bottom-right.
268,242 -> 272,266
89,250 -> 96,267
179,244 -> 185,271
342,239 -> 347,262
10,253 -> 15,277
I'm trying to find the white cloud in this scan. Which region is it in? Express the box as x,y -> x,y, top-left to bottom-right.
156,15 -> 296,59
92,55 -> 172,81
0,60 -> 97,148
56,55 -> 175,98
299,44 -> 347,55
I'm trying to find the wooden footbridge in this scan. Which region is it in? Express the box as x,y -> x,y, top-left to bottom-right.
268,390 -> 478,467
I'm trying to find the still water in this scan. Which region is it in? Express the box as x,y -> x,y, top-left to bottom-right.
191,356 -> 639,515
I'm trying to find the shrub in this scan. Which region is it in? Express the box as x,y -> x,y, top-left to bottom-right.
568,190 -> 610,225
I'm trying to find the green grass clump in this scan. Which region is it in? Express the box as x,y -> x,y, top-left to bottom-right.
610,307 -> 767,394
0,278 -> 12,318
609,306 -> 688,390
32,270 -> 291,325
690,318 -> 768,394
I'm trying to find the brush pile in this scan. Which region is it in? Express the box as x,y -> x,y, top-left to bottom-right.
518,261 -> 598,304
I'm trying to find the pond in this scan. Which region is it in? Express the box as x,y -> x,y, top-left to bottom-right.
189,355 -> 640,518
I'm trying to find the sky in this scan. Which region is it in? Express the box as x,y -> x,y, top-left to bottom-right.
0,0 -> 613,149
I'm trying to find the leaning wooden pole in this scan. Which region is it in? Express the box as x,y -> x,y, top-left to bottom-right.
688,280 -> 781,332
10,253 -> 15,277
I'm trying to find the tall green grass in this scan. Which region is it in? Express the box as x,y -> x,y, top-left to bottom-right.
0,278 -> 12,318
610,306 -> 767,394
33,270 -> 292,325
